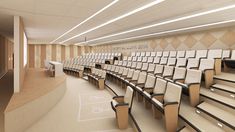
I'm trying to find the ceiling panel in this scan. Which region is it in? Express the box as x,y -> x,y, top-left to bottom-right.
0,0 -> 235,44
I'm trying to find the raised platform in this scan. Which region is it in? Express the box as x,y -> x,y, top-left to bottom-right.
4,68 -> 67,132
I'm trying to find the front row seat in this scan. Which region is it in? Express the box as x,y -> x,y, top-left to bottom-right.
111,86 -> 134,129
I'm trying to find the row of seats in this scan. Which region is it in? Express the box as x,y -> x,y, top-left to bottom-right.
63,52 -> 122,69
87,68 -> 106,89
128,49 -> 232,59
63,65 -> 84,77
107,64 -> 185,131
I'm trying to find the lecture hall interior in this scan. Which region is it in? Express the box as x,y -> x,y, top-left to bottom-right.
1,0 -> 235,132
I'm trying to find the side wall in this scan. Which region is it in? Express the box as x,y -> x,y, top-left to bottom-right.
14,16 -> 27,93
92,26 -> 235,56
28,44 -> 82,68
0,35 -> 14,79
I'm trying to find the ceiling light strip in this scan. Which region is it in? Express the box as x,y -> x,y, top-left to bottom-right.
78,4 -> 235,44
84,19 -> 235,46
61,0 -> 165,43
50,0 -> 119,44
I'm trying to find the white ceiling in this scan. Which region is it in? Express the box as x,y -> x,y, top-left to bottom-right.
0,0 -> 235,45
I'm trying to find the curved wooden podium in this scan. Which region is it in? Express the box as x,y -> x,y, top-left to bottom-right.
4,69 -> 67,132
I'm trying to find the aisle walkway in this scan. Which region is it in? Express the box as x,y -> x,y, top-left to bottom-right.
25,76 -> 134,132
0,71 -> 13,132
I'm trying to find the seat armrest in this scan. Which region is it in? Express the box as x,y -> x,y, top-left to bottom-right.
143,87 -> 154,92
199,57 -> 207,61
163,101 -> 178,107
115,103 -> 129,107
129,80 -> 137,82
204,69 -> 214,72
188,83 -> 200,87
163,75 -> 172,79
136,83 -> 145,86
173,78 -> 185,83
151,93 -> 164,98
113,96 -> 124,99
189,67 -> 198,70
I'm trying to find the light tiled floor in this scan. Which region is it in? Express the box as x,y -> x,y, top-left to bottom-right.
25,76 -> 134,132
0,71 -> 13,132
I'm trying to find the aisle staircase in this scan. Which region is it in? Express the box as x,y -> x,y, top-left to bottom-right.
179,72 -> 235,132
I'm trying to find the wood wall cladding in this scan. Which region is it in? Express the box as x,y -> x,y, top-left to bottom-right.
28,44 -> 82,68
92,26 -> 235,56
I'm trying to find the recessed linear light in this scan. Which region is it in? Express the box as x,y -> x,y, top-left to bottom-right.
60,0 -> 165,44
76,4 -> 235,45
50,0 -> 119,44
84,19 -> 235,46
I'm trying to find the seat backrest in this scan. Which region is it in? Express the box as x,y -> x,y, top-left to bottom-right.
169,51 -> 177,58
122,68 -> 128,76
154,64 -> 164,75
131,62 -> 137,69
122,61 -> 128,67
124,86 -> 134,107
199,59 -> 214,71
114,60 -> 119,65
164,82 -> 182,107
118,61 -> 123,66
153,78 -> 167,94
157,51 -> 163,57
142,57 -> 148,62
111,65 -> 116,71
160,57 -> 168,65
144,75 -> 156,88
107,65 -> 112,70
136,62 -> 143,70
146,52 -> 151,57
173,67 -> 186,80
147,57 -> 154,63
187,59 -> 199,69
136,52 -> 141,56
141,52 -> 146,57
101,71 -> 106,78
177,51 -> 185,58
222,50 -> 230,59
151,52 -> 156,57
123,56 -> 128,61
141,63 -> 148,71
231,50 -> 235,59
131,52 -> 136,57
127,69 -> 134,78
137,72 -> 147,83
147,64 -> 155,73
196,50 -> 208,59
207,49 -> 222,59
137,56 -> 143,62
162,51 -> 169,58
132,56 -> 137,62
176,58 -> 187,67
128,57 -> 132,61
185,69 -> 202,84
185,50 -> 196,58
162,66 -> 174,77
127,61 -> 132,68
132,70 -> 140,80
118,67 -> 124,74
167,58 -> 176,66
114,66 -> 120,73
103,64 -> 108,70
153,57 -> 160,64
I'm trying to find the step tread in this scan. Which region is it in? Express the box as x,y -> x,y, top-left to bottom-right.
214,72 -> 235,83
179,126 -> 192,132
180,101 -> 224,132
197,102 -> 235,129
212,84 -> 235,94
200,88 -> 235,109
